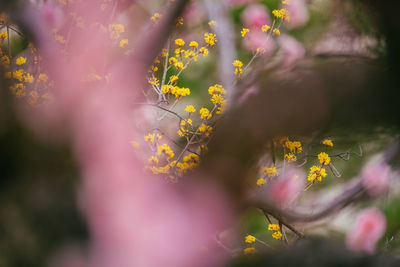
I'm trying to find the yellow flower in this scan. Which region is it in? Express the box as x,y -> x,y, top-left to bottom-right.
151,12 -> 161,23
169,75 -> 178,83
1,55 -> 10,68
268,224 -> 280,231
157,144 -> 175,159
175,38 -> 185,47
169,57 -> 177,65
208,20 -> 216,27
24,73 -> 34,84
181,118 -> 193,126
161,48 -> 168,57
16,57 -> 27,65
318,152 -> 331,165
233,60 -> 243,68
272,231 -> 282,240
243,247 -> 257,255
256,178 -> 266,186
184,105 -> 196,113
176,17 -> 183,26
261,25 -> 270,32
189,41 -> 198,48
174,61 -> 184,70
199,47 -> 209,56
262,167 -> 277,177
204,32 -> 217,46
241,28 -> 250,37
199,108 -> 212,120
148,77 -> 160,86
285,141 -> 302,153
272,9 -> 287,19
13,69 -> 24,82
119,38 -> 128,48
273,29 -> 281,36
284,153 -> 296,162
0,30 -> 8,40
322,139 -> 333,147
245,235 -> 256,244
144,133 -> 162,144
308,166 -> 327,181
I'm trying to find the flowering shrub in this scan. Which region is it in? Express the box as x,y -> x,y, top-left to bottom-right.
1,0 -> 399,266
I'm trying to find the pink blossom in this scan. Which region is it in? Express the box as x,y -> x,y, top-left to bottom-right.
278,34 -> 305,67
242,30 -> 275,53
286,0 -> 309,29
361,161 -> 391,197
267,168 -> 305,208
346,208 -> 386,254
241,4 -> 271,30
29,1 -> 233,266
39,3 -> 65,29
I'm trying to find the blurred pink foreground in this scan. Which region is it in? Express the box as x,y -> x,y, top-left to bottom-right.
31,1 -> 231,266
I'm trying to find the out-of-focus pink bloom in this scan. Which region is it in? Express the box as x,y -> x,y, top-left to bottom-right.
242,30 -> 275,53
278,34 -> 305,67
239,85 -> 259,104
30,1 -> 233,266
361,161 -> 391,197
346,208 -> 386,254
183,2 -> 205,27
224,0 -> 257,8
286,0 -> 309,29
267,168 -> 305,208
241,4 -> 271,30
39,3 -> 65,29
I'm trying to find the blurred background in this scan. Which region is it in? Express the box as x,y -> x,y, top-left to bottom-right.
1,0 -> 400,266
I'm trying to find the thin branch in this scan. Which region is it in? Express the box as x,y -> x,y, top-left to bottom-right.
133,102 -> 184,121
253,181 -> 365,223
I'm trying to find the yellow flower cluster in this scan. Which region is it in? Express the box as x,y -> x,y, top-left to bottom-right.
322,139 -> 334,147
285,140 -> 302,153
144,133 -> 162,144
157,144 -> 175,159
241,28 -> 250,37
199,108 -> 212,120
233,60 -> 243,77
256,178 -> 267,186
204,32 -> 217,46
177,153 -> 200,174
268,224 -> 282,240
175,38 -> 185,47
261,25 -> 270,32
184,105 -> 196,113
161,85 -> 191,98
0,30 -> 8,40
308,166 -> 327,182
245,235 -> 256,244
272,9 -> 287,19
284,153 -> 296,162
151,12 -> 162,23
208,84 -> 226,114
318,152 -> 331,165
16,56 -> 27,65
199,124 -> 213,137
263,167 -> 277,177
